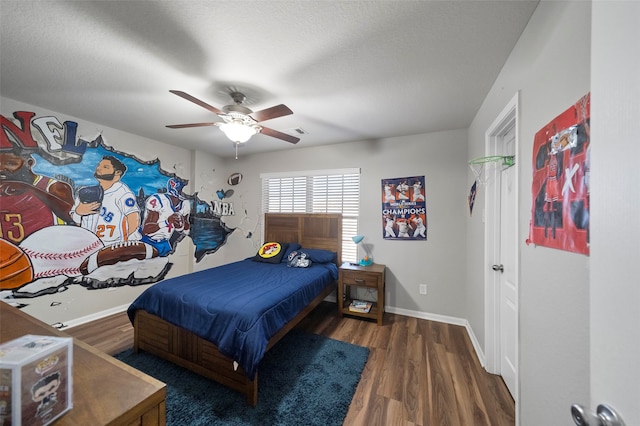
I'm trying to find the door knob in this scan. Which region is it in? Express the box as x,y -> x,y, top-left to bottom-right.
571,403 -> 625,426
492,264 -> 504,273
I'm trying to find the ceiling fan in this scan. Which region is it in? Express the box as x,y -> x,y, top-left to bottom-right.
166,90 -> 300,146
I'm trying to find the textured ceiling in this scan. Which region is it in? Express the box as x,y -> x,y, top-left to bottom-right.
1,1 -> 538,159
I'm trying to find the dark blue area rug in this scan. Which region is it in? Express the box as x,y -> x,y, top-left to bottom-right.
114,330 -> 369,425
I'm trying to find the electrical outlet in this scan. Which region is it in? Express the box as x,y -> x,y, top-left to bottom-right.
419,284 -> 427,295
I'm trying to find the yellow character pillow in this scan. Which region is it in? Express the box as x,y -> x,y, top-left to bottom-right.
252,242 -> 288,263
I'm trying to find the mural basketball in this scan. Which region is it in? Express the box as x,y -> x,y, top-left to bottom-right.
0,239 -> 34,290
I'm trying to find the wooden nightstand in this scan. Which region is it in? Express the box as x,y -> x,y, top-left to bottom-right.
338,262 -> 386,325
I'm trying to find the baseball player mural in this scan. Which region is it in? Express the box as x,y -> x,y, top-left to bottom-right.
140,177 -> 191,256
0,148 -> 75,243
71,155 -> 142,244
0,110 -> 234,298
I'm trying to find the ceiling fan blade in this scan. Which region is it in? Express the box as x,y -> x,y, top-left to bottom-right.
249,104 -> 293,122
260,126 -> 300,144
166,122 -> 217,129
169,90 -> 223,115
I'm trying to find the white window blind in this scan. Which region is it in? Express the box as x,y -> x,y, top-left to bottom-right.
261,168 -> 360,262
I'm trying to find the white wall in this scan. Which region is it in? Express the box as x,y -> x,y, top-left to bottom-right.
189,149 -> 247,271
467,2 -> 591,424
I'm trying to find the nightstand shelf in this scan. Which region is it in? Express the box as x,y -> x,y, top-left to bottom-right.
338,263 -> 386,325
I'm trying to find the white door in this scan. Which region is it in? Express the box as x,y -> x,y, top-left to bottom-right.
580,3 -> 639,425
483,93 -> 519,409
499,127 -> 517,398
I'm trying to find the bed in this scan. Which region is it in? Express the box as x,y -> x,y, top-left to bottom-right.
127,213 -> 342,406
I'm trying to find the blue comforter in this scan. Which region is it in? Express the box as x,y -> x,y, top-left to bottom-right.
127,259 -> 338,379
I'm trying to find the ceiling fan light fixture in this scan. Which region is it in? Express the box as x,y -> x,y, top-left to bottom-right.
219,121 -> 259,143
167,90 -> 297,146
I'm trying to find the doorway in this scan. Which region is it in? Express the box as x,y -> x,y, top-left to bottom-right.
484,93 -> 519,407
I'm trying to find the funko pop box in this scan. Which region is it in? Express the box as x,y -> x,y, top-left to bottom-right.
0,335 -> 73,426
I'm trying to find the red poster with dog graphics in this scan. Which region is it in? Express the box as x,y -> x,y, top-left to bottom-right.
527,93 -> 590,255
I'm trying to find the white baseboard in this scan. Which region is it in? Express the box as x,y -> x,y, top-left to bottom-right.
63,303 -> 130,329
324,294 -> 337,303
61,299 -> 488,369
385,306 -> 486,368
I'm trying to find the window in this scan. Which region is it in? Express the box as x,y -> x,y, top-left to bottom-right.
261,168 -> 360,262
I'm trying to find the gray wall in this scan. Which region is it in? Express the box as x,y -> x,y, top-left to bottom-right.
218,130 -> 470,319
467,1 -> 591,424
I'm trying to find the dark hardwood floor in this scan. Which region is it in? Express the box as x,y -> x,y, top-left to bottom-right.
65,302 -> 515,425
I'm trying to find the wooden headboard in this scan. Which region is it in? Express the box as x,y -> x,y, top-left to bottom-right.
264,213 -> 342,265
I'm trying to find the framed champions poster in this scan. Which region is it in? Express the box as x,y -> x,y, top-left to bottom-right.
381,176 -> 427,240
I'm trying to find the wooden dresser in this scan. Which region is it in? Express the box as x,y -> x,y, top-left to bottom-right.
0,302 -> 166,426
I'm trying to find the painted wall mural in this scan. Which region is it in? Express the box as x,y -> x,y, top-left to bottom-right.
0,110 -> 234,299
